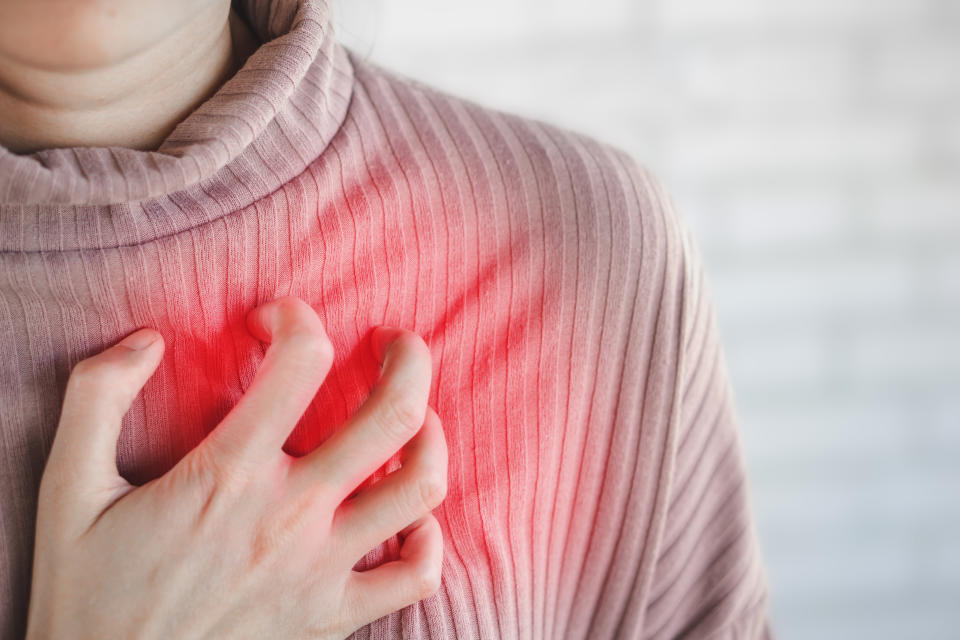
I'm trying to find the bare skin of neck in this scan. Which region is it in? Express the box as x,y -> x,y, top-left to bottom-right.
0,3 -> 259,154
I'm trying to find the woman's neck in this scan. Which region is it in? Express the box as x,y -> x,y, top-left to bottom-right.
0,5 -> 259,154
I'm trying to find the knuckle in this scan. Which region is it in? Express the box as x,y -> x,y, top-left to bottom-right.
213,462 -> 255,496
194,437 -> 257,494
378,390 -> 423,440
413,561 -> 442,600
395,468 -> 444,527
68,348 -> 138,391
67,357 -> 111,389
283,328 -> 334,366
418,470 -> 446,511
392,479 -> 421,524
176,461 -> 226,533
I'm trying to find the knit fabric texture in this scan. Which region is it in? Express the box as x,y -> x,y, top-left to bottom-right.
0,0 -> 772,637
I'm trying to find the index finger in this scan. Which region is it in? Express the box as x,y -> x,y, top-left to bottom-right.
204,297 -> 334,466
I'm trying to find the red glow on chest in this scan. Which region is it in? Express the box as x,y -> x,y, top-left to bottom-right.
117,318 -> 393,489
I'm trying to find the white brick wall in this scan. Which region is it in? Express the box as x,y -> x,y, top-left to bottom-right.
332,1 -> 960,637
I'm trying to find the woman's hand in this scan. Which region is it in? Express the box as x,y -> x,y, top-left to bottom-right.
24,297 -> 448,640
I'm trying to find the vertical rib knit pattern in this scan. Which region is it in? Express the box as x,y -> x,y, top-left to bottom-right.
0,1 -> 771,638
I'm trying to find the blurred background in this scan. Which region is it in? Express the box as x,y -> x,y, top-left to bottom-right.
330,1 -> 960,638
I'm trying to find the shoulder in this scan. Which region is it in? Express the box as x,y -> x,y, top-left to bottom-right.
346,49 -> 683,246
343,48 -> 695,328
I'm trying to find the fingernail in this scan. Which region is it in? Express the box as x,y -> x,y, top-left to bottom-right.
371,326 -> 397,364
119,329 -> 161,351
246,304 -> 273,341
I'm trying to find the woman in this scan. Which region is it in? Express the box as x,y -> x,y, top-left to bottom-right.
0,0 -> 772,637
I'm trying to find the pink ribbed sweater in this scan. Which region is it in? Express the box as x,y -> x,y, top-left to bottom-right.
0,1 -> 771,638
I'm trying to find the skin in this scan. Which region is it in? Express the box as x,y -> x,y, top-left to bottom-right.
26,297 -> 448,638
0,0 -> 259,152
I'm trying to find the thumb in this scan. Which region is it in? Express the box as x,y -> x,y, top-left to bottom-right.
46,328 -> 165,495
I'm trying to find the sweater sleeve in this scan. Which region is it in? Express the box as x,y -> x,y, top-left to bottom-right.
634,171 -> 773,640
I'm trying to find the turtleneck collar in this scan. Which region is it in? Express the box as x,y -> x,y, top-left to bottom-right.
0,0 -> 354,252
